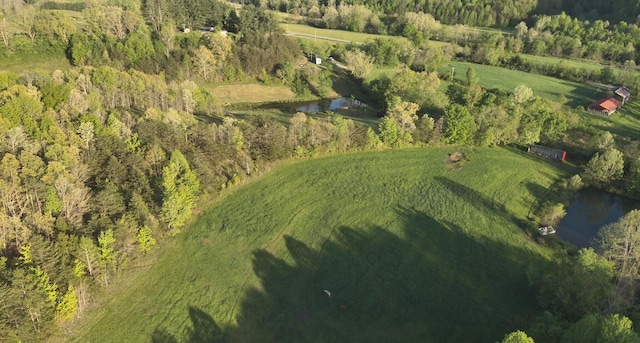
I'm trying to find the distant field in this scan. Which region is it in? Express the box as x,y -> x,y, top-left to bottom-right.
447,62 -> 603,106
283,23 -> 449,47
67,147 -> 565,343
0,53 -> 71,74
517,54 -> 606,71
209,83 -> 297,103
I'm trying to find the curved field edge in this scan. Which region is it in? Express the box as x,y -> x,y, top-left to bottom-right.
67,147 -> 566,343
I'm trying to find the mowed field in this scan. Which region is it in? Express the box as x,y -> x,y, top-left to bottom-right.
67,147 -> 566,343
447,62 -> 603,106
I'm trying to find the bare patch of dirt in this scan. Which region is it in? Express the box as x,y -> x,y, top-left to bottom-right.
445,152 -> 468,170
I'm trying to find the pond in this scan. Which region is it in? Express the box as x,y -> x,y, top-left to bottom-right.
262,97 -> 366,113
556,188 -> 639,248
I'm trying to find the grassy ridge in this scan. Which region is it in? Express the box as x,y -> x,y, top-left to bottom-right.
67,147 -> 566,343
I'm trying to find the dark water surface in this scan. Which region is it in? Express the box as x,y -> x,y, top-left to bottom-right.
262,97 -> 366,113
557,188 -> 639,248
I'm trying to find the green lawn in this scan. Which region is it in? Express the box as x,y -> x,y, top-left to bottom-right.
66,147 -> 566,343
446,62 -> 604,106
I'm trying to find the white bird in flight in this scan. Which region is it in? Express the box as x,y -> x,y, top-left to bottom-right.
323,289 -> 331,298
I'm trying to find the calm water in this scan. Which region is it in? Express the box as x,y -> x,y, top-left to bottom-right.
557,188 -> 638,248
262,97 -> 366,113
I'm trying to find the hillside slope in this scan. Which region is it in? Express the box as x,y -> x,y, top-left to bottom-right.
66,147 -> 566,343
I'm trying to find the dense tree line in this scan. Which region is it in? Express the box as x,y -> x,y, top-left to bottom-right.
245,0 -> 536,27
246,0 -> 640,29
0,62 -> 378,340
535,0 -> 640,23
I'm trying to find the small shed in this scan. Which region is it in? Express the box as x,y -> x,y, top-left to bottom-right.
528,145 -> 567,161
611,86 -> 631,104
313,55 -> 322,65
588,97 -> 622,115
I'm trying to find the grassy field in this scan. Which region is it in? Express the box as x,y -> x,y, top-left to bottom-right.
66,147 -> 566,343
283,23 -> 449,47
516,54 -> 606,71
446,62 -> 604,106
0,53 -> 71,74
209,83 -> 297,104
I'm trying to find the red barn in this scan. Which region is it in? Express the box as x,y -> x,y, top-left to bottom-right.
528,145 -> 567,161
588,97 -> 622,115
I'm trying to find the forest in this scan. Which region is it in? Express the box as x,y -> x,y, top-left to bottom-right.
1,0 -> 640,341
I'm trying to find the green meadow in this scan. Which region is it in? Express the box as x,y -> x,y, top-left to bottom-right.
0,53 -> 71,74
67,147 -> 566,343
447,62 -> 603,106
282,23 -> 411,44
516,53 -> 606,71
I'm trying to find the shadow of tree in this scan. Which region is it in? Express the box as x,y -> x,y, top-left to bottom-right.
434,176 -> 531,229
149,207 -> 550,343
151,306 -> 224,343
230,208 -> 546,342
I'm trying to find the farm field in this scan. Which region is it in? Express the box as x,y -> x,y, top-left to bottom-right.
66,147 -> 566,343
446,61 -> 604,106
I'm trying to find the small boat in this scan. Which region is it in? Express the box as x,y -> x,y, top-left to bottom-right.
538,226 -> 556,235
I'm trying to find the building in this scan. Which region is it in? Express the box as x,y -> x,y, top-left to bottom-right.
588,97 -> 622,115
528,145 -> 567,161
611,86 -> 631,104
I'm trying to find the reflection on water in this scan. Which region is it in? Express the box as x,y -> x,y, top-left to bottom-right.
557,188 -> 638,248
261,97 -> 366,113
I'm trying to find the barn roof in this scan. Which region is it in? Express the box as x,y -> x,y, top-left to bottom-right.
612,86 -> 631,99
589,97 -> 622,111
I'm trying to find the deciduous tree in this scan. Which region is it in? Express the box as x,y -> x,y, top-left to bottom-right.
443,104 -> 476,145
596,209 -> 640,312
501,330 -> 535,343
161,150 -> 199,230
583,148 -> 625,186
344,50 -> 374,79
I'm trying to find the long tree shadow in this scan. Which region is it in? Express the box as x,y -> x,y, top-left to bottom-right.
435,176 -> 531,229
151,306 -> 224,343
223,207 -> 549,342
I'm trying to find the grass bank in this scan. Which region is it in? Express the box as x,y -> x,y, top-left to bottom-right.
67,147 -> 566,343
